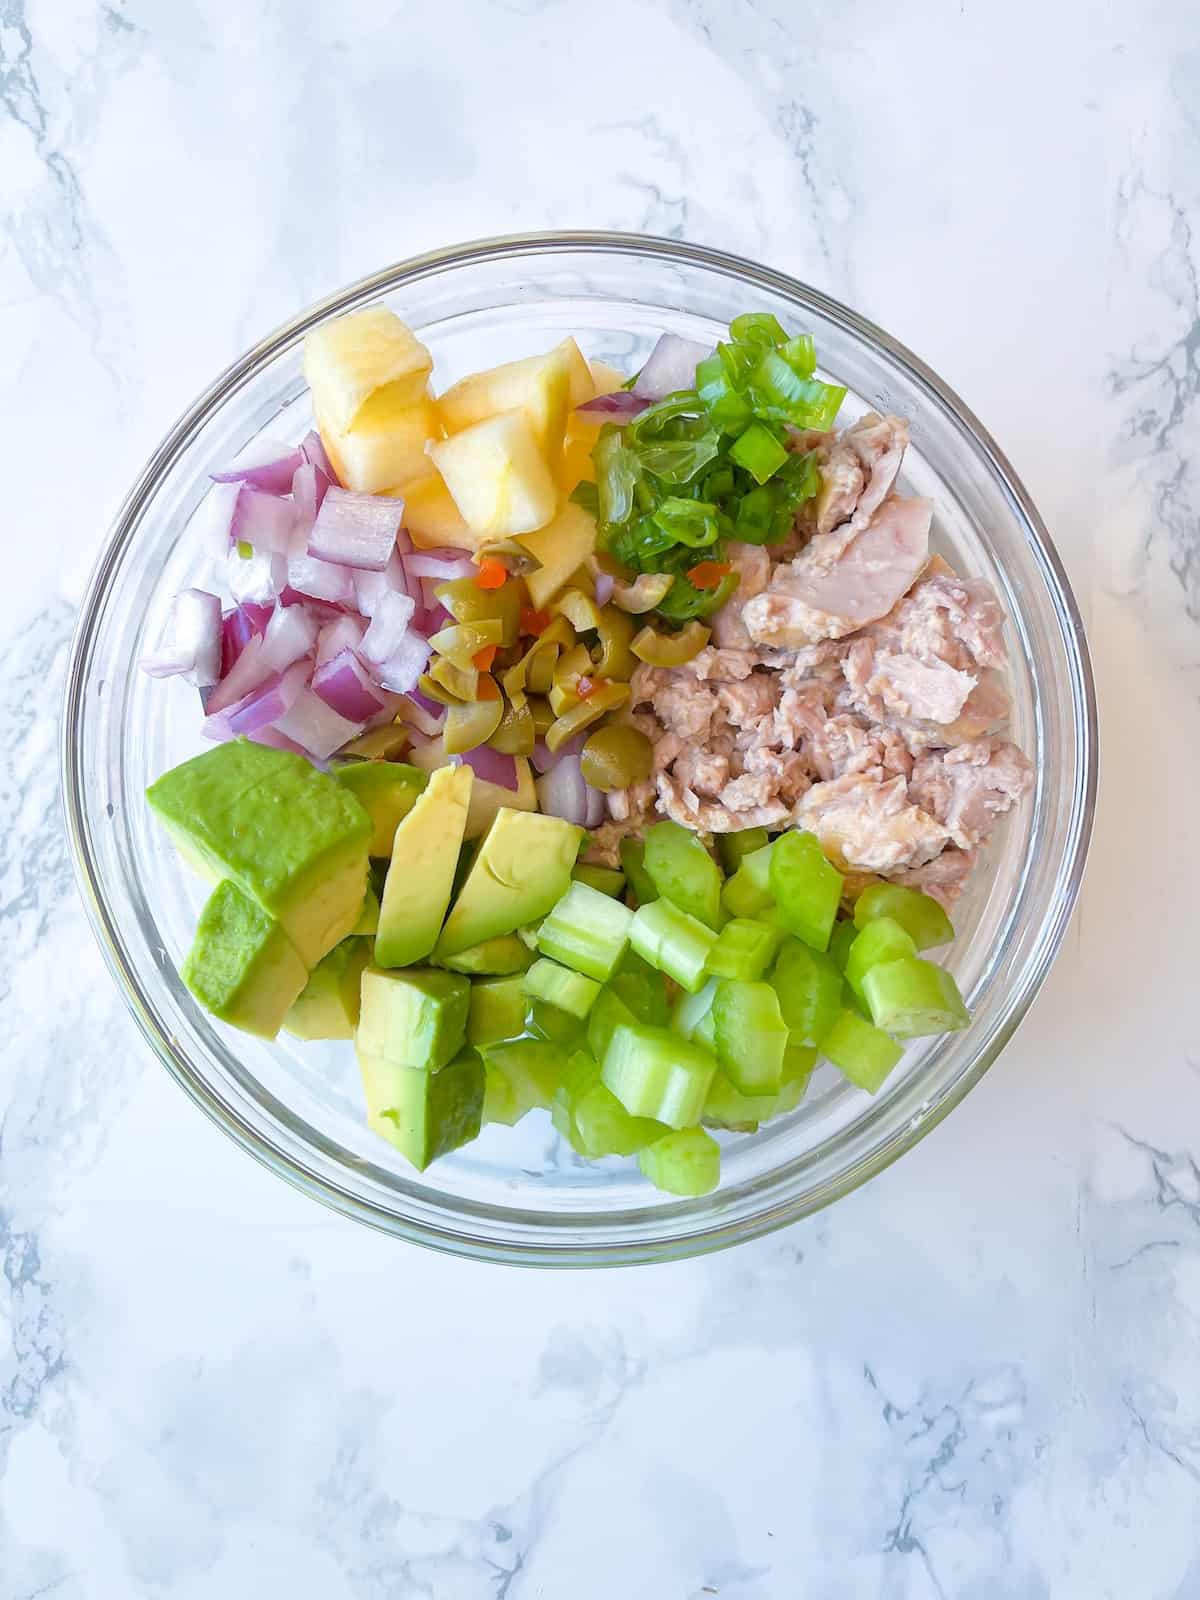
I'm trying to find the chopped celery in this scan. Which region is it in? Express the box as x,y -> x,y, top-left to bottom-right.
638,1127 -> 720,1197
629,899 -> 718,993
537,880 -> 633,981
712,979 -> 788,1095
608,951 -> 671,1027
550,1051 -> 602,1153
482,1060 -> 523,1125
770,938 -> 842,1047
619,837 -> 659,905
829,918 -> 859,972
574,1082 -> 665,1156
776,1043 -> 818,1114
769,830 -> 843,951
861,957 -> 970,1038
643,820 -> 723,930
703,1069 -> 776,1132
692,1003 -> 718,1053
853,882 -> 954,951
525,957 -> 601,1019
706,917 -> 784,981
672,976 -> 718,1042
716,827 -> 771,874
843,917 -> 918,1003
572,863 -> 626,898
601,1022 -> 717,1128
467,975 -> 530,1047
480,1037 -> 562,1113
527,999 -> 585,1051
821,1009 -> 903,1093
587,986 -> 637,1063
721,841 -> 775,919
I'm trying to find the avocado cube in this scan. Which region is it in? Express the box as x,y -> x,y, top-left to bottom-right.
361,1045 -> 485,1170
440,934 -> 533,976
148,739 -> 372,967
357,966 -> 470,1071
283,937 -> 371,1041
352,884 -> 380,936
435,808 -> 583,960
181,878 -> 308,1039
335,761 -> 428,858
376,765 -> 473,968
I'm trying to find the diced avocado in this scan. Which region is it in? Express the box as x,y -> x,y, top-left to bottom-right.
181,878 -> 308,1039
436,808 -> 582,959
357,965 -> 470,1071
148,739 -> 372,967
352,883 -> 380,936
572,864 -> 625,897
407,743 -> 539,839
284,937 -> 371,1041
376,765 -> 473,968
361,1045 -> 485,1171
482,1058 -> 524,1125
440,935 -> 533,976
525,957 -> 601,1019
335,761 -> 428,857
467,975 -> 530,1047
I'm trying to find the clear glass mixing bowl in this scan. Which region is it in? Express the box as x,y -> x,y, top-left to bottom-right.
62,233 -> 1097,1266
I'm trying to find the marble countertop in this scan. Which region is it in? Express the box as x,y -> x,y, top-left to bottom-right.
4,2 -> 1199,1595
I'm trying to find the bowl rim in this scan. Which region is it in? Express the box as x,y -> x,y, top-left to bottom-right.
61,230 -> 1098,1266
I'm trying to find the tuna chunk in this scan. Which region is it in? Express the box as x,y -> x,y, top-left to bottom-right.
796,771 -> 951,873
656,772 -> 794,834
891,847 -> 976,908
847,641 -> 977,726
812,438 -> 865,534
908,738 -> 1034,850
893,570 -> 1009,672
842,413 -> 909,528
806,714 -> 913,783
711,542 -> 771,649
743,496 -> 932,648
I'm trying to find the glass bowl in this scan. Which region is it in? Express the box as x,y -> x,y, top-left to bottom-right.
62,232 -> 1097,1267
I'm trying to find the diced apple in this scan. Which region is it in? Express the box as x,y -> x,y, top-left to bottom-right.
304,306 -> 433,435
391,471 -> 476,551
559,338 -> 594,408
519,501 -> 598,609
438,344 -> 571,463
557,427 -> 597,495
318,392 -> 442,495
589,359 -> 626,397
428,411 -> 558,539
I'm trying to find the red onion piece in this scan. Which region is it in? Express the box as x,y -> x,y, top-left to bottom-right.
530,734 -> 585,774
206,633 -> 272,716
219,603 -> 272,678
291,461 -> 331,544
204,658 -> 308,741
194,480 -> 242,559
286,552 -> 357,607
140,588 -> 223,687
246,724 -> 312,759
594,571 -> 616,607
211,437 -> 305,496
403,550 -> 476,583
308,486 -> 402,571
300,429 -> 337,484
259,601 -> 320,673
584,783 -> 607,829
632,333 -> 713,401
456,746 -> 519,791
535,755 -> 590,825
312,649 -> 387,723
230,486 -> 296,556
228,546 -> 287,609
274,686 -> 365,761
354,548 -> 409,618
400,691 -> 446,736
373,632 -> 431,694
359,589 -> 417,666
576,390 -> 650,420
315,614 -> 366,666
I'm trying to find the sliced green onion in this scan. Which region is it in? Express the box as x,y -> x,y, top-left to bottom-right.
730,422 -> 789,485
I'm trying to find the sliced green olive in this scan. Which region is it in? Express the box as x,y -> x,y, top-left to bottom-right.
528,696 -> 555,736
631,619 -> 711,667
429,619 -> 504,672
580,724 -> 654,791
475,537 -> 543,576
612,573 -> 675,613
418,672 -> 463,708
545,681 -> 632,752
552,588 -> 602,633
443,693 -> 505,755
594,604 -> 636,681
428,656 -> 479,700
502,616 -> 574,706
549,642 -> 594,716
339,723 -> 411,759
489,697 -> 535,756
435,576 -> 521,645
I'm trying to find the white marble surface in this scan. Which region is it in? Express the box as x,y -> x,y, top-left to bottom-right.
3,1 -> 1199,1594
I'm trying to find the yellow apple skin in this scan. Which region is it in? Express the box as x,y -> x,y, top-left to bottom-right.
303,306 -> 433,435
427,411 -> 558,540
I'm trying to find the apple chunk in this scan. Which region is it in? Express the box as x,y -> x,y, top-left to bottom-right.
438,343 -> 571,463
428,411 -> 558,539
304,306 -> 432,435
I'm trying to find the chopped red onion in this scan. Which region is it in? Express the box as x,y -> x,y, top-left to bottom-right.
535,755 -> 590,826
286,552 -> 357,607
300,429 -> 337,484
576,390 -> 650,420
359,590 -> 417,666
315,613 -> 366,666
291,461 -> 331,543
140,588 -> 223,687
354,548 -> 409,618
373,632 -> 431,694
219,603 -> 272,677
273,687 -> 365,761
205,634 -> 272,716
457,746 -> 520,791
308,487 -> 402,571
203,658 -> 308,741
311,649 -> 388,723
230,486 -> 296,556
259,601 -> 320,673
530,734 -> 585,774
246,724 -> 312,759
399,691 -> 445,737
228,546 -> 287,609
194,480 -> 243,559
211,436 -> 305,496
594,571 -> 616,607
403,550 -> 476,583
632,333 -> 713,401
584,783 -> 607,829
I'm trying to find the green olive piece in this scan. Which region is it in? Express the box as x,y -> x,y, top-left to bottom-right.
545,681 -> 631,752
489,697 -> 535,756
528,696 -> 555,736
580,724 -> 654,791
417,672 -> 463,708
552,588 -> 601,633
443,693 -> 505,755
339,723 -> 411,759
435,575 -> 522,646
549,642 -> 594,716
428,655 -> 479,701
612,573 -> 675,613
502,616 -> 574,706
594,604 -> 636,681
475,537 -> 543,576
630,619 -> 711,667
429,619 -> 504,672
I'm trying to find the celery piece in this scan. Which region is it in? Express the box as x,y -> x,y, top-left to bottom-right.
573,1076 -> 666,1157
693,1003 -> 718,1053
537,880 -> 633,982
601,1022 -> 717,1129
480,1037 -> 562,1114
770,938 -> 843,1047
467,975 -> 530,1047
853,882 -> 954,951
587,987 -> 638,1064
711,979 -> 788,1095
525,957 -> 601,1019
769,830 -> 843,951
527,999 -> 585,1051
829,918 -> 859,972
775,1043 -> 818,1115
550,1051 -> 602,1153
643,820 -> 724,930
821,1009 -> 903,1093
608,952 -> 671,1027
721,841 -> 775,919
638,1127 -> 721,1197
843,917 -> 918,1003
717,827 -> 771,875
703,1069 -> 777,1132
619,837 -> 659,906
629,899 -> 718,994
861,957 -> 970,1038
672,977 -> 718,1042
482,1060 -> 523,1125
572,863 -> 626,898
706,917 -> 785,982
